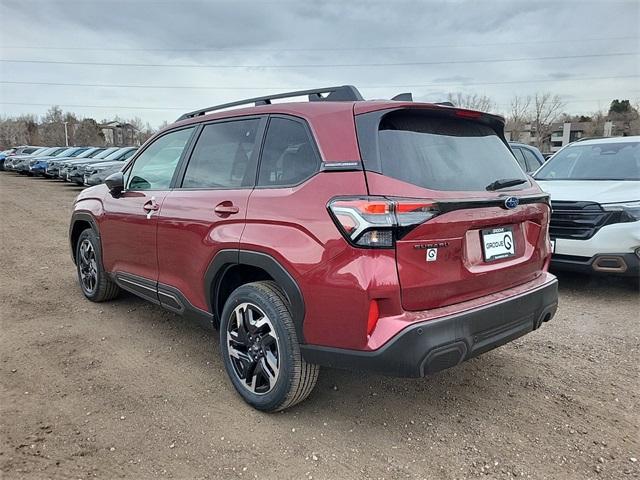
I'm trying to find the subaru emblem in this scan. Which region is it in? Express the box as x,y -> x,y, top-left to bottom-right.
504,197 -> 519,209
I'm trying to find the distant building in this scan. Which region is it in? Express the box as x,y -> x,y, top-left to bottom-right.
548,122 -> 589,152
100,121 -> 140,146
506,120 -> 618,154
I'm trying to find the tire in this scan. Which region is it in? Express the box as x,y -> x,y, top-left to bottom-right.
75,228 -> 120,302
219,281 -> 319,412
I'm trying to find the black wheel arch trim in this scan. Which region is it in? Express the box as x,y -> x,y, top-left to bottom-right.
205,249 -> 306,342
69,211 -> 100,264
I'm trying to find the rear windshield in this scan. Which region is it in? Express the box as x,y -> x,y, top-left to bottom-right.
374,111 -> 527,191
534,141 -> 640,180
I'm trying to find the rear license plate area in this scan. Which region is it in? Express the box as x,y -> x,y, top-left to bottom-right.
481,226 -> 516,262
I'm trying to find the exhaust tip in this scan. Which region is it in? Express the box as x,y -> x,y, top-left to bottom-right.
592,255 -> 628,273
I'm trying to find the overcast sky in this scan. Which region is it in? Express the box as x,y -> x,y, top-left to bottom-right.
1,0 -> 638,127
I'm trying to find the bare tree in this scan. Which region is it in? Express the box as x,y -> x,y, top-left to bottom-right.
0,118 -> 26,148
0,109 -> 168,149
446,92 -> 494,112
138,121 -> 156,144
583,110 -> 606,137
128,117 -> 145,131
531,93 -> 564,150
74,118 -> 104,145
506,95 -> 532,142
39,106 -> 69,146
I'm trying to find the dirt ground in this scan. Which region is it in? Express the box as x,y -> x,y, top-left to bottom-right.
0,172 -> 638,480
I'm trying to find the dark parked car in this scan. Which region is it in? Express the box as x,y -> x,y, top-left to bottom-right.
84,162 -> 125,186
18,147 -> 89,175
509,142 -> 545,174
31,147 -> 106,176
66,147 -> 137,184
7,147 -> 67,172
1,145 -> 42,170
70,86 -> 557,411
47,147 -> 120,178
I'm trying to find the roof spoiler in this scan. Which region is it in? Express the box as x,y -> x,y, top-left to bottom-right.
391,92 -> 413,101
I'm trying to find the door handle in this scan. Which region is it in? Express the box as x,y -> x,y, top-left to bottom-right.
143,197 -> 159,219
214,201 -> 240,216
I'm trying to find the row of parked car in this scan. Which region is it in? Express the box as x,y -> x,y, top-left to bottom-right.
1,145 -> 137,185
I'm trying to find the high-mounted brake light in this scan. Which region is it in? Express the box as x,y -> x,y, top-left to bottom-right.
328,197 -> 439,248
454,109 -> 483,119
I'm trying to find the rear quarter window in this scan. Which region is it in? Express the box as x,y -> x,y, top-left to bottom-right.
363,110 -> 527,191
257,117 -> 320,187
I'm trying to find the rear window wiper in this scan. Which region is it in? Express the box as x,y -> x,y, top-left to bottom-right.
485,178 -> 528,191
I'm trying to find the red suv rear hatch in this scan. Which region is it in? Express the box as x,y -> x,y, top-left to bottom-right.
354,106 -> 551,311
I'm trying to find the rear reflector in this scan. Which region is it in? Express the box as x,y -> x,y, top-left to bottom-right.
367,299 -> 379,336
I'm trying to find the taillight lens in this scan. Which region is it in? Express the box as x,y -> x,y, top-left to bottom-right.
328,196 -> 439,248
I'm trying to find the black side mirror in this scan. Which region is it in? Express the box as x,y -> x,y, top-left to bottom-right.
105,171 -> 124,196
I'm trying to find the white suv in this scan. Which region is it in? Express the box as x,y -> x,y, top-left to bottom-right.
534,136 -> 639,277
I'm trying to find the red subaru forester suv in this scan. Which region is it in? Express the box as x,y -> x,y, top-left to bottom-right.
70,86 -> 558,411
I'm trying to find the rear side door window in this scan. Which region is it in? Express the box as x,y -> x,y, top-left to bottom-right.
181,119 -> 260,189
126,128 -> 194,191
257,117 -> 320,187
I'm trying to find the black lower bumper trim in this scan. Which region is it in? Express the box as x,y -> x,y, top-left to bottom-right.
551,253 -> 639,277
301,278 -> 558,377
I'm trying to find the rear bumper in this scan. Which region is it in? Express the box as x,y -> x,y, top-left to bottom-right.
551,252 -> 639,277
301,276 -> 558,377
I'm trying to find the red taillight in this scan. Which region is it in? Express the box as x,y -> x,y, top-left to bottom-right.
362,202 -> 390,214
396,202 -> 436,213
367,299 -> 379,336
328,197 -> 439,248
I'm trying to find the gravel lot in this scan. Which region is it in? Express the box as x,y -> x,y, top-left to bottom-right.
1,172 -> 638,480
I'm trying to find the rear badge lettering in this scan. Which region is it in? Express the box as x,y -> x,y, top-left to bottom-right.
414,241 -> 449,250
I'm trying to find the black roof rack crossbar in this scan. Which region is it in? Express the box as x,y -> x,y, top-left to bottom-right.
176,85 -> 363,121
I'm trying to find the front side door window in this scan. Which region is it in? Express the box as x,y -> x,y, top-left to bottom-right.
126,128 -> 194,191
100,127 -> 195,282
